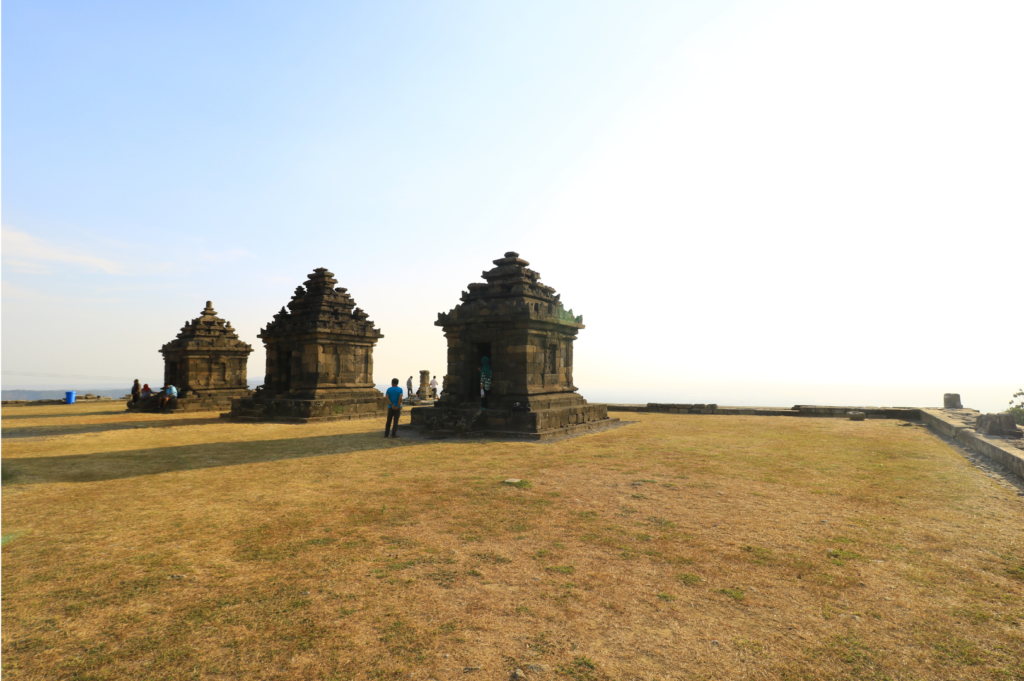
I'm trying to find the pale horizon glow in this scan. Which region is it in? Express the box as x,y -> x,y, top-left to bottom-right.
2,0 -> 1021,413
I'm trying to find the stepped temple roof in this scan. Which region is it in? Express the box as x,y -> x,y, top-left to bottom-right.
260,268 -> 382,341
437,252 -> 583,328
161,302 -> 252,353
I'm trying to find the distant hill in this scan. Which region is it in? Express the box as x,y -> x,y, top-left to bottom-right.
2,389 -> 129,401
4,379 -> 266,402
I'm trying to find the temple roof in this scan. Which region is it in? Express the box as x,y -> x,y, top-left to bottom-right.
437,252 -> 583,328
161,302 -> 253,354
260,268 -> 382,340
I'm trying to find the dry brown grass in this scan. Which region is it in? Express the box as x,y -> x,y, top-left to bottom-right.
2,403 -> 1023,680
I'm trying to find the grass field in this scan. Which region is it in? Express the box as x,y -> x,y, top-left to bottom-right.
2,403 -> 1023,680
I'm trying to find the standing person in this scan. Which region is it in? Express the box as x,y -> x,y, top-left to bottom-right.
158,384 -> 177,410
479,357 -> 492,408
131,379 -> 142,404
406,376 -> 414,398
384,378 -> 403,438
429,375 -> 439,399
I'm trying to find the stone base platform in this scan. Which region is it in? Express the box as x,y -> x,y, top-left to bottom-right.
127,393 -> 251,413
409,403 -> 614,440
226,395 -> 387,424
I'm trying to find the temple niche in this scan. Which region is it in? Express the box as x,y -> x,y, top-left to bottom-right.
229,268 -> 387,422
410,252 -> 612,438
130,301 -> 253,412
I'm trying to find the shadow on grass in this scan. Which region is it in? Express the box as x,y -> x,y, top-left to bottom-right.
1,416 -> 225,439
1,429 -> 429,484
1,408 -> 129,420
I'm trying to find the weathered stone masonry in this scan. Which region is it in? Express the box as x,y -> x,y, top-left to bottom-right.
229,268 -> 386,422
411,252 -> 610,438
130,301 -> 254,412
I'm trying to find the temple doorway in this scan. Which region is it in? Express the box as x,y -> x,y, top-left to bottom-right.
472,342 -> 492,402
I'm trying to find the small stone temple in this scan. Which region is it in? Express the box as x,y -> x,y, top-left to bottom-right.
410,252 -> 611,438
229,268 -> 387,422
129,301 -> 253,412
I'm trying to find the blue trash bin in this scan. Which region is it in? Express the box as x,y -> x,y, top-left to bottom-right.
66,391 -> 76,405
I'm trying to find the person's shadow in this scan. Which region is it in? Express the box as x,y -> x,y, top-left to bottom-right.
1,409 -> 127,421
1,430 -> 430,484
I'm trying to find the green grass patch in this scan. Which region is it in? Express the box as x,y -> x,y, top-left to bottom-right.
719,588 -> 745,601
741,545 -> 773,564
826,548 -> 863,565
557,656 -> 606,681
2,531 -> 25,547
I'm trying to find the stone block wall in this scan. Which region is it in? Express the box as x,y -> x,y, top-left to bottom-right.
160,301 -> 253,399
258,269 -> 383,401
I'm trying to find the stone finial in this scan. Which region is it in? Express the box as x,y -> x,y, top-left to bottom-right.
204,301 -> 216,316
490,252 -> 530,268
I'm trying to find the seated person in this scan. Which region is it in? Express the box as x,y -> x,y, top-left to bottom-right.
158,384 -> 178,410
140,384 -> 153,399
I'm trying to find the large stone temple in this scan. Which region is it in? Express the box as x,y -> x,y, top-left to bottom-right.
410,252 -> 611,438
130,301 -> 253,412
229,268 -> 387,422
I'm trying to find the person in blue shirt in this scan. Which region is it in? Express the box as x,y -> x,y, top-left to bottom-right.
384,378 -> 403,438
158,384 -> 178,410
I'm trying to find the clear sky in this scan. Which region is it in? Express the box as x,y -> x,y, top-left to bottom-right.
2,0 -> 1021,412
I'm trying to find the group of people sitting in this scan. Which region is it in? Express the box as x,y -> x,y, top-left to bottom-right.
130,379 -> 179,410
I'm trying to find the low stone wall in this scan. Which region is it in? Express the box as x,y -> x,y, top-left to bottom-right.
610,404 -> 919,419
920,409 -> 1024,479
647,403 -> 721,415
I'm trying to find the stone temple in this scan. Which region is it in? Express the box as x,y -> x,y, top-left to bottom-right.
229,268 -> 387,422
130,301 -> 253,412
410,252 -> 611,438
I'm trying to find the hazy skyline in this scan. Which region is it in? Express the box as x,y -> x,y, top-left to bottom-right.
3,0 -> 1021,412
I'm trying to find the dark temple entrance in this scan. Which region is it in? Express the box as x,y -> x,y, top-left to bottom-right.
472,342 -> 492,403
